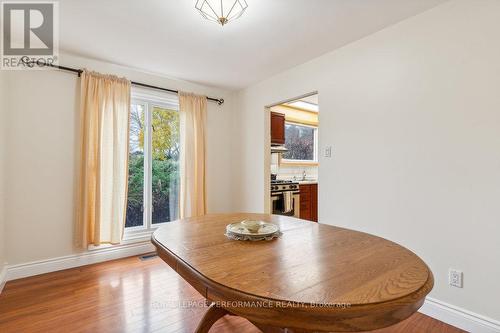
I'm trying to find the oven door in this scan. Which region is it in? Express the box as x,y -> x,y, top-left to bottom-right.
271,191 -> 300,217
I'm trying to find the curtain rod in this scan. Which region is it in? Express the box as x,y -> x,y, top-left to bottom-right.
21,57 -> 225,105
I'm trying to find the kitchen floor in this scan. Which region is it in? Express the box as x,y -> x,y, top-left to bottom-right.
0,255 -> 465,333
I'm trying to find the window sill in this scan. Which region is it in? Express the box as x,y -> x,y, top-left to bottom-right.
281,160 -> 318,166
123,229 -> 154,243
87,230 -> 153,251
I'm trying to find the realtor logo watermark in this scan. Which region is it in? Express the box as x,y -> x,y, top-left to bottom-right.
1,1 -> 59,70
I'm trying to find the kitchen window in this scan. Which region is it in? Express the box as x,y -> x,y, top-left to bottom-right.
282,122 -> 318,163
125,91 -> 180,236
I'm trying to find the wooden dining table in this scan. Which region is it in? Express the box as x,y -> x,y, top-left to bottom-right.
151,213 -> 433,333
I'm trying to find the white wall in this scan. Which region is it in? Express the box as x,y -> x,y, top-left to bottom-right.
4,53 -> 235,265
0,70 -> 7,273
234,0 -> 500,322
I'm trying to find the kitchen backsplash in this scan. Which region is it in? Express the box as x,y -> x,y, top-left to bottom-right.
270,153 -> 318,180
273,165 -> 318,181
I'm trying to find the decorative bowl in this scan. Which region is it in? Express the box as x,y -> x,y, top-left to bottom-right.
241,220 -> 266,233
225,221 -> 281,241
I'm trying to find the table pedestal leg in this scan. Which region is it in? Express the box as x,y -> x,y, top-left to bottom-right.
252,322 -> 285,333
252,322 -> 308,333
194,303 -> 229,333
195,302 -> 308,333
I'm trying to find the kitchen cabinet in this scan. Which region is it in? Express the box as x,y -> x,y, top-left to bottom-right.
270,112 -> 285,145
299,183 -> 318,222
311,183 -> 318,222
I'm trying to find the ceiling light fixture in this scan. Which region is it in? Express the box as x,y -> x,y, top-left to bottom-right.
195,0 -> 248,26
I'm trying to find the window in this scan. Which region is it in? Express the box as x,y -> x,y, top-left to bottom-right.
282,122 -> 318,163
126,92 -> 180,234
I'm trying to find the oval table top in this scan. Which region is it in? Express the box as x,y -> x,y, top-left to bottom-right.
152,213 -> 433,332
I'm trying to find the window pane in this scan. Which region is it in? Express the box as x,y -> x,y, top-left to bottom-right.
283,123 -> 315,161
151,106 -> 180,224
126,103 -> 145,228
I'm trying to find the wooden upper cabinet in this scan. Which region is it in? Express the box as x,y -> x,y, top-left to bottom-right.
270,112 -> 285,145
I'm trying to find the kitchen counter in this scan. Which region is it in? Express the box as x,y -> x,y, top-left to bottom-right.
276,179 -> 318,185
297,180 -> 318,185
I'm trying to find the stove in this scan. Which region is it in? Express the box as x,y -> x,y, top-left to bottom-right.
270,180 -> 299,193
270,179 -> 300,217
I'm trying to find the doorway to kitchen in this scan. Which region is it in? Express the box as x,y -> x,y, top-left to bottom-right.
266,93 -> 319,222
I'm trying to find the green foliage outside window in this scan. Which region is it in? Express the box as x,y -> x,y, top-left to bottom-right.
126,105 -> 180,228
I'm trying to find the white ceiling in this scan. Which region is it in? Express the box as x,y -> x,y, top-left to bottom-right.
59,0 -> 447,90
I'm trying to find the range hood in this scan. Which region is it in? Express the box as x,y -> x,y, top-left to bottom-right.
271,145 -> 288,153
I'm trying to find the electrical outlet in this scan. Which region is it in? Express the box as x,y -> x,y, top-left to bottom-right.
324,146 -> 332,158
449,269 -> 463,288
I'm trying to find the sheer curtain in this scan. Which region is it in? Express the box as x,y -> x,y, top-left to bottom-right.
76,70 -> 131,247
179,92 -> 207,218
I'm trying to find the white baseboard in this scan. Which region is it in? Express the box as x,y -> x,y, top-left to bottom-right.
421,297 -> 500,333
6,241 -> 155,281
0,265 -> 7,294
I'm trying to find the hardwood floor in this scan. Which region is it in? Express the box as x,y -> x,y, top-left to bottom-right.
0,255 -> 466,333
